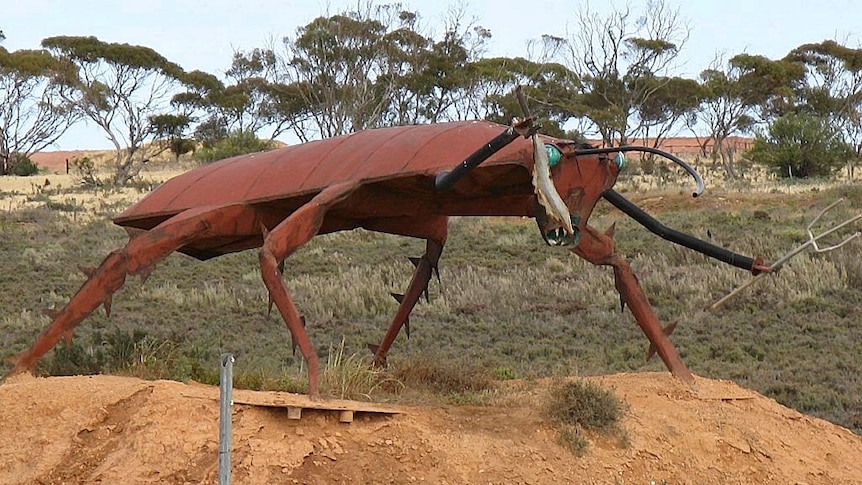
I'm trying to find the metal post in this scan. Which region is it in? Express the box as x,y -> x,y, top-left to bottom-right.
218,353 -> 234,485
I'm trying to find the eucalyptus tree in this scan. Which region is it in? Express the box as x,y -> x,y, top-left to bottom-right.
0,47 -> 80,174
635,75 -> 703,147
173,48 -> 307,146
418,9 -> 492,123
277,6 -> 400,140
471,56 -> 582,138
727,53 -> 806,123
221,48 -> 279,134
786,40 -> 862,170
693,54 -> 803,177
540,0 -> 692,147
41,36 -> 186,185
273,3 -> 496,140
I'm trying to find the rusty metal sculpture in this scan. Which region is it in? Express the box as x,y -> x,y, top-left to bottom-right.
6,93 -> 792,397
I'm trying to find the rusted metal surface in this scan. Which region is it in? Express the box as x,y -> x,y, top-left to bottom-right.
115,122 -> 534,229
5,98 -> 788,397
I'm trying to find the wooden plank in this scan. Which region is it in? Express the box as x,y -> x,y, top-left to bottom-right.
230,388 -> 403,415
180,385 -> 404,419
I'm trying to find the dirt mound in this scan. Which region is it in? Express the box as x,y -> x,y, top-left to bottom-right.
0,372 -> 859,484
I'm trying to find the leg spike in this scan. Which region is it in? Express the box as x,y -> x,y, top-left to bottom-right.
390,293 -> 405,304
103,294 -> 113,318
42,308 -> 60,320
61,329 -> 74,345
367,342 -> 381,356
619,294 -> 627,313
78,265 -> 96,278
605,221 -> 617,237
405,317 -> 410,339
368,343 -> 385,367
138,265 -> 154,285
290,317 -> 307,356
408,256 -> 422,268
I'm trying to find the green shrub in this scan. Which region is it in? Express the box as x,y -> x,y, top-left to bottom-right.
557,424 -> 589,456
8,153 -> 39,176
194,130 -> 274,163
70,156 -> 105,187
747,113 -> 852,178
545,379 -> 627,430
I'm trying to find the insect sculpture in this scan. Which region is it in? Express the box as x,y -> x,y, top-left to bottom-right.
5,96 -> 776,397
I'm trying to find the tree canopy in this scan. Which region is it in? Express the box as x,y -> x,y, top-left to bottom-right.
42,36 -> 186,184
0,47 -> 80,174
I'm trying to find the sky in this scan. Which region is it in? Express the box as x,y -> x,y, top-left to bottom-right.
3,0 -> 861,150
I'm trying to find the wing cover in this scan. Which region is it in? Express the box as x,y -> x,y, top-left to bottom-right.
115,121 -> 535,227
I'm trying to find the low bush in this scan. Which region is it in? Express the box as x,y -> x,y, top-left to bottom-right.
194,130 -> 274,163
544,379 -> 629,456
5,153 -> 40,176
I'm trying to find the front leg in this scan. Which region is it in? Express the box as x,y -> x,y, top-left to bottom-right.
571,225 -> 695,384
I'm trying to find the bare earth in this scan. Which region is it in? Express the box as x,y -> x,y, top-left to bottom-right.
1,372 -> 860,484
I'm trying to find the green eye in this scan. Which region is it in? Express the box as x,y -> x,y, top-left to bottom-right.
614,152 -> 626,170
545,144 -> 562,167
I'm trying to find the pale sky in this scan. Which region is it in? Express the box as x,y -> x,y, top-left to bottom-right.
3,0 -> 861,149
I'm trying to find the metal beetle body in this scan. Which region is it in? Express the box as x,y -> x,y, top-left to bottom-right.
6,120 -> 763,396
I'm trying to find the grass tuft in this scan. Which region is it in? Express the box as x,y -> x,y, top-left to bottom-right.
320,337 -> 400,400
544,379 -> 629,456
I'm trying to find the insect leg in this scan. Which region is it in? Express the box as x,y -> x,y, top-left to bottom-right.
259,182 -> 358,397
362,216 -> 448,367
570,224 -> 695,384
5,204 -> 260,379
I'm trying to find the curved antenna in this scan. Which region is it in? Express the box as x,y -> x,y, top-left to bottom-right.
575,145 -> 706,198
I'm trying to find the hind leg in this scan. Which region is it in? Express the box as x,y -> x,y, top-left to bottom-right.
571,225 -> 694,383
6,204 -> 261,377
